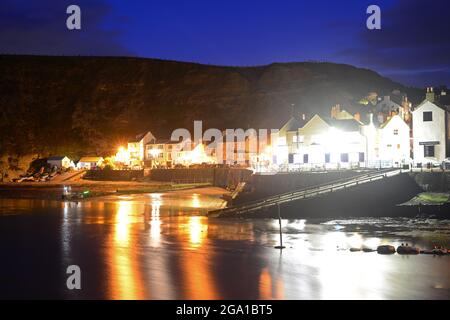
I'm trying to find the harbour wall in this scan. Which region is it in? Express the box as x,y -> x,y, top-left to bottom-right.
242,173 -> 430,219
147,168 -> 253,188
235,170 -> 372,204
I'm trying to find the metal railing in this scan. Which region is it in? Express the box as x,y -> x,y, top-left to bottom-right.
208,168 -> 405,217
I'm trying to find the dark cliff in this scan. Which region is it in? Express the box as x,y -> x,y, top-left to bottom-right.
0,55 -> 421,157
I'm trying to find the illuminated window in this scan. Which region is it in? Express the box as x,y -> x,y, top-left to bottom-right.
292,136 -> 297,143
397,144 -> 401,149
299,135 -> 304,143
277,137 -> 286,145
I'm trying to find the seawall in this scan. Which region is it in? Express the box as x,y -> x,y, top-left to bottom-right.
147,168 -> 252,189
235,170 -> 372,204
241,173 -> 430,219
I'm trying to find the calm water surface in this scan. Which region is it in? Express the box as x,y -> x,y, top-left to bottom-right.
0,188 -> 449,299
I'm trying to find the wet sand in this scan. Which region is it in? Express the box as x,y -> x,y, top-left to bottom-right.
0,180 -> 216,200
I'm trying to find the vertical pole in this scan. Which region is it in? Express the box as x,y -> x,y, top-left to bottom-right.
275,203 -> 285,249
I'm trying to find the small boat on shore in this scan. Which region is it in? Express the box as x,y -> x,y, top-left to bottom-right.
420,248 -> 448,255
377,245 -> 396,254
397,245 -> 420,255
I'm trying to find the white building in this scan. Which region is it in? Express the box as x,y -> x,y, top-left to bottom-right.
77,157 -> 104,170
277,114 -> 367,170
274,109 -> 411,170
128,131 -> 156,163
412,89 -> 450,165
47,156 -> 73,169
376,114 -> 411,167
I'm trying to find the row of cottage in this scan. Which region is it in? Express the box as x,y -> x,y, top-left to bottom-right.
274,87 -> 450,170
125,87 -> 449,171
47,87 -> 450,171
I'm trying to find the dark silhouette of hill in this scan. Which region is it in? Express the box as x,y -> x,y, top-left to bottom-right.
0,55 -> 422,157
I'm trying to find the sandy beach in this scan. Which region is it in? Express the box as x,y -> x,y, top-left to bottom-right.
0,180 -> 219,200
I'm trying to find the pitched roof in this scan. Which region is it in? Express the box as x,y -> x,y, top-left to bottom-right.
129,131 -> 154,143
325,118 -> 362,132
280,117 -> 306,132
147,139 -> 178,145
79,157 -> 103,162
414,99 -> 450,112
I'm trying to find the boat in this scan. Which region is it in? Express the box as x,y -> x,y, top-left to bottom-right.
349,248 -> 361,252
420,248 -> 448,255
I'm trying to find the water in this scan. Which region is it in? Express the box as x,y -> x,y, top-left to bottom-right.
0,188 -> 449,300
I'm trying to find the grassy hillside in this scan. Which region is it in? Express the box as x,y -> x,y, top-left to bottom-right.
0,55 -> 421,157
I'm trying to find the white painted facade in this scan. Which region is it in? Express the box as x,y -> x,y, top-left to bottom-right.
412,100 -> 449,164
274,112 -> 412,170
376,115 -> 411,166
277,115 -> 368,169
47,156 -> 72,169
77,157 -> 104,170
128,131 -> 156,162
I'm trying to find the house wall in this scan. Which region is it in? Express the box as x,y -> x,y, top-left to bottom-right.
378,115 -> 410,165
293,116 -> 366,168
412,101 -> 447,163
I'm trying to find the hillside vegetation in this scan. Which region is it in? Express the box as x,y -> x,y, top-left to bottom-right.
0,55 -> 421,158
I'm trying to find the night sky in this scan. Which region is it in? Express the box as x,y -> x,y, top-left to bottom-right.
1,0 -> 449,87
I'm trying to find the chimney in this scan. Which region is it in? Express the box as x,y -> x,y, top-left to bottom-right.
331,104 -> 340,119
290,103 -> 295,118
368,113 -> 374,125
426,87 -> 435,103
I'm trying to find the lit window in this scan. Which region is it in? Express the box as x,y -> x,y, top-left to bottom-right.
292,136 -> 297,143
299,135 -> 304,143
397,144 -> 401,149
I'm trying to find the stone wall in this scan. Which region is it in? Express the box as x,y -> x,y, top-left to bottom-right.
84,169 -> 144,181
148,168 -> 252,188
409,172 -> 450,192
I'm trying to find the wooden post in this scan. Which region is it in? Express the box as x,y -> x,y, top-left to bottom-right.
274,203 -> 285,249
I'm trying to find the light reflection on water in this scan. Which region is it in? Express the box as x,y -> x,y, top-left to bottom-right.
0,190 -> 449,300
